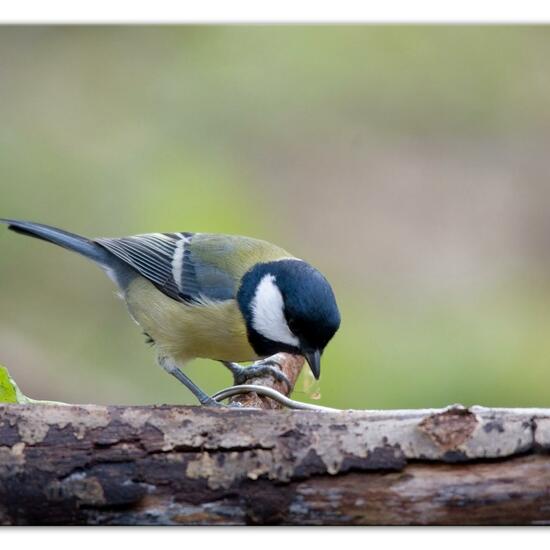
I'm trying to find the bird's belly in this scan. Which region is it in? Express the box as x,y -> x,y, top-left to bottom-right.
125,276 -> 257,364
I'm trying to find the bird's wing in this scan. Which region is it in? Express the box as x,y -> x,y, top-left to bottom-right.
95,232 -> 291,304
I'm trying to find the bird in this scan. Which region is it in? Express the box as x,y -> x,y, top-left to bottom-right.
0,219 -> 341,406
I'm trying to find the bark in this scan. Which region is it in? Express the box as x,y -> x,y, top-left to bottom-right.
1,402 -> 550,525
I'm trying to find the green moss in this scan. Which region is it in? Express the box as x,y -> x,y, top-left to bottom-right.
0,365 -> 18,403
0,365 -> 68,405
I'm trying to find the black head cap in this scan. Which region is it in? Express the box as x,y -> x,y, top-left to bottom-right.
237,259 -> 341,379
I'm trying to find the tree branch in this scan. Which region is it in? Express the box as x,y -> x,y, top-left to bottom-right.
226,352 -> 306,408
2,403 -> 550,525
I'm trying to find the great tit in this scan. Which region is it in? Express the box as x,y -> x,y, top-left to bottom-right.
0,219 -> 341,406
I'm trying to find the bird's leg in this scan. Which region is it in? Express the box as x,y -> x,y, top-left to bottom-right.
158,356 -> 221,407
221,358 -> 291,390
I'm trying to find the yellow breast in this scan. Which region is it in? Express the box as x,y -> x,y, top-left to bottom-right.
124,276 -> 257,365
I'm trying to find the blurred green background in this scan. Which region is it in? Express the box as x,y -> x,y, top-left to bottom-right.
2,26 -> 550,409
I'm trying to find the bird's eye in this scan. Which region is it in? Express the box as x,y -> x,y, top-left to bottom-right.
287,317 -> 298,333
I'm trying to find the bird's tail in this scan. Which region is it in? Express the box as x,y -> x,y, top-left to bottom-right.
0,219 -> 110,265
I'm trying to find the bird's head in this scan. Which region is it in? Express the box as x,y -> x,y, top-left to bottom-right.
237,259 -> 340,379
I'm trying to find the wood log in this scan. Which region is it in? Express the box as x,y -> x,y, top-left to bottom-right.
1,402 -> 550,525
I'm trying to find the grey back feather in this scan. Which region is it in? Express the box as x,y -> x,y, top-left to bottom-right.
95,232 -> 236,303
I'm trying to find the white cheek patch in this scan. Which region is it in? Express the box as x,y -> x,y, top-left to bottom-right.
250,274 -> 300,348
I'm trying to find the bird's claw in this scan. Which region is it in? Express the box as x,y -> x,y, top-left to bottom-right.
199,397 -> 225,407
232,360 -> 291,391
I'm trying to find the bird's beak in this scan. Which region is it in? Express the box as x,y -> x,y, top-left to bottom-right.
304,349 -> 321,380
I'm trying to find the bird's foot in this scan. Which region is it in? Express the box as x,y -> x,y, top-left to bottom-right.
203,396 -> 247,408
222,360 -> 291,391
199,396 -> 225,407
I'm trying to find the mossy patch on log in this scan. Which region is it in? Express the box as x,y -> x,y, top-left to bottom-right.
0,366 -> 21,403
0,365 -> 67,405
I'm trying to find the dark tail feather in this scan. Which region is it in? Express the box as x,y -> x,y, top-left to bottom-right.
0,219 -> 109,265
